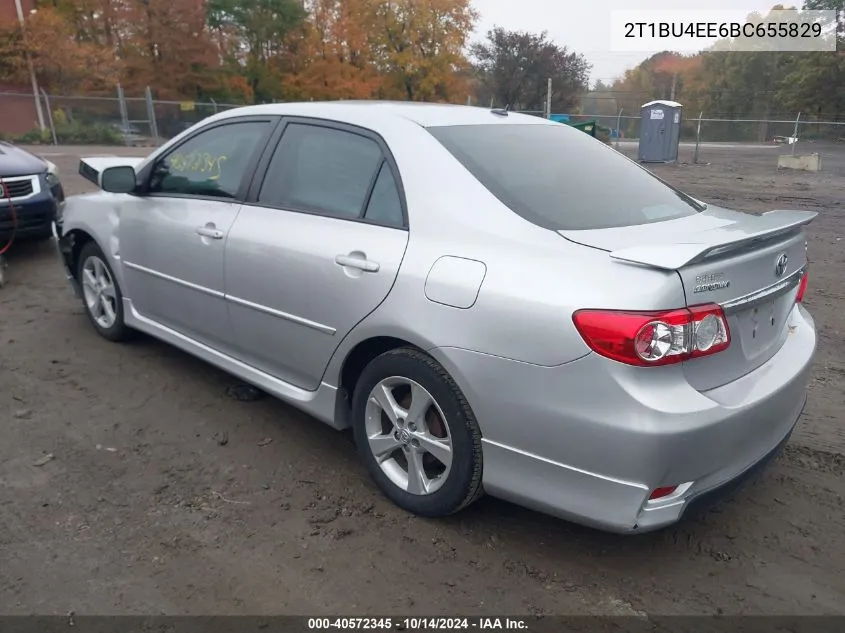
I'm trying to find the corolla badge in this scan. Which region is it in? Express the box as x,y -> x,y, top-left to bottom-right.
693,271 -> 731,294
775,253 -> 789,278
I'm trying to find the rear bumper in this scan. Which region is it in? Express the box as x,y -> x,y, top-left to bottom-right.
431,304 -> 816,533
679,420 -> 795,521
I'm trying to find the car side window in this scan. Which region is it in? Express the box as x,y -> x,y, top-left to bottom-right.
258,123 -> 383,219
364,162 -> 404,228
148,121 -> 269,199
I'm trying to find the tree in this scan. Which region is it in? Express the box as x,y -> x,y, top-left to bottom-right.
775,0 -> 845,119
117,0 -> 220,99
286,0 -> 383,101
471,27 -> 590,111
207,0 -> 307,102
803,0 -> 844,41
0,19 -> 27,83
652,54 -> 700,102
778,51 -> 845,119
0,6 -> 118,94
47,0 -> 126,52
370,0 -> 478,102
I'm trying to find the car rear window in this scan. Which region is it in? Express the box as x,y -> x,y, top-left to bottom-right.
427,124 -> 703,231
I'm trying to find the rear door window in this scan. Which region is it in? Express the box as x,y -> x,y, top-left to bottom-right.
427,124 -> 704,231
258,123 -> 383,219
363,162 -> 404,228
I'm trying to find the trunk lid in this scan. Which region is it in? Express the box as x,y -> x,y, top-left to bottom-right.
559,206 -> 815,390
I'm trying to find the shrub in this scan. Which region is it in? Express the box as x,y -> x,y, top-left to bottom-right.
55,120 -> 122,144
11,120 -> 122,145
15,128 -> 52,144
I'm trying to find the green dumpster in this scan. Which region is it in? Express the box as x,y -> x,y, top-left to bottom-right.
567,120 -> 597,137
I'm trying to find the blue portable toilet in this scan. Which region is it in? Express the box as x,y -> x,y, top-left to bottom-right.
638,100 -> 682,162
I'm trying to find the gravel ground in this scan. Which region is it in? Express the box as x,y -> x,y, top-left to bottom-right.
1,141 -> 843,616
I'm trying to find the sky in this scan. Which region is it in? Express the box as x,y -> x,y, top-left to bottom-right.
470,0 -> 788,85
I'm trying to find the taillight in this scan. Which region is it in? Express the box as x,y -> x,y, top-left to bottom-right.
796,271 -> 808,303
572,304 -> 731,367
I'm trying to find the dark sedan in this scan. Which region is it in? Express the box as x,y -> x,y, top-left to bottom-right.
0,142 -> 66,243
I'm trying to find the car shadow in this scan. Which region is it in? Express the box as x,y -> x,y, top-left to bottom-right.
2,236 -> 58,263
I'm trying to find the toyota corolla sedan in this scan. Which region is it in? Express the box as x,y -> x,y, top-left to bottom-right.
56,102 -> 816,533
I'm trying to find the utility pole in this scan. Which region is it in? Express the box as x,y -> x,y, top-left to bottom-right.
14,0 -> 46,131
545,78 -> 552,119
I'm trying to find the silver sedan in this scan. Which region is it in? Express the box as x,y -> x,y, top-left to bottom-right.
57,102 -> 816,533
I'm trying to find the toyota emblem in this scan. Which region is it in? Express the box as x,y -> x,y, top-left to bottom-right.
775,253 -> 789,278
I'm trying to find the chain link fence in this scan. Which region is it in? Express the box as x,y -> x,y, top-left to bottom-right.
522,112 -> 845,144
3,89 -> 844,157
0,88 -> 245,146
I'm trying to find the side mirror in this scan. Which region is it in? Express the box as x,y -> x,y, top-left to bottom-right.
100,165 -> 137,194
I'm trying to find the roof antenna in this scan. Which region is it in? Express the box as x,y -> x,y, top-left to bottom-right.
491,104 -> 509,117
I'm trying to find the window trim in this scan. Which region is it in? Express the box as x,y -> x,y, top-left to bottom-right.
245,117 -> 409,231
135,115 -> 281,203
359,157 -> 385,219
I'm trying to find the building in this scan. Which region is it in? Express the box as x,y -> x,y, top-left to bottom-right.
0,0 -> 35,21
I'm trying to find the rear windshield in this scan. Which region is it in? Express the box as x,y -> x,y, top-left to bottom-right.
427,123 -> 704,231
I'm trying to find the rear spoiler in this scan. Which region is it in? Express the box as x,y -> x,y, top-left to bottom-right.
79,156 -> 146,189
609,210 -> 817,271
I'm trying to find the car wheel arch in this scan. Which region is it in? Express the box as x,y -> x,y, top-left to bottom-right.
339,336 -> 423,401
63,228 -> 96,281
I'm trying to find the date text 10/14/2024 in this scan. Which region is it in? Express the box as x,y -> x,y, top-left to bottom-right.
307,618 -> 529,631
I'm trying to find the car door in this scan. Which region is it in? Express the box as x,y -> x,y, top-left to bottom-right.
225,119 -> 410,391
119,116 -> 277,351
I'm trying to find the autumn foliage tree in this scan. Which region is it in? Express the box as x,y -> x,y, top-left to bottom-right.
288,0 -> 477,103
1,0 -> 482,105
0,5 -> 118,93
369,0 -> 478,102
288,0 -> 384,101
118,0 -> 220,99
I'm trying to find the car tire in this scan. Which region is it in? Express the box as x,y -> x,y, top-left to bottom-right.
77,241 -> 131,342
351,347 -> 484,517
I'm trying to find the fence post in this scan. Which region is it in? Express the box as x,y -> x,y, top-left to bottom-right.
40,89 -> 58,146
792,111 -> 801,155
210,97 -> 218,114
145,86 -> 159,143
15,0 -> 46,131
615,108 -> 623,150
693,111 -> 703,164
117,84 -> 130,146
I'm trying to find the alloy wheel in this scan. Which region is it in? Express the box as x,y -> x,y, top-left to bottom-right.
364,377 -> 453,495
81,255 -> 118,329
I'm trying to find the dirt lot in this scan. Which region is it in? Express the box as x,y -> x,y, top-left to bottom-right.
1,141 -> 844,616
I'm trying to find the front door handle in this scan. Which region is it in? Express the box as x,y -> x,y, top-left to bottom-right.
335,254 -> 380,273
196,224 -> 224,240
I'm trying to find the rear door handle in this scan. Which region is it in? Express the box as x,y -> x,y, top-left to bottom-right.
196,225 -> 224,240
335,254 -> 380,273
